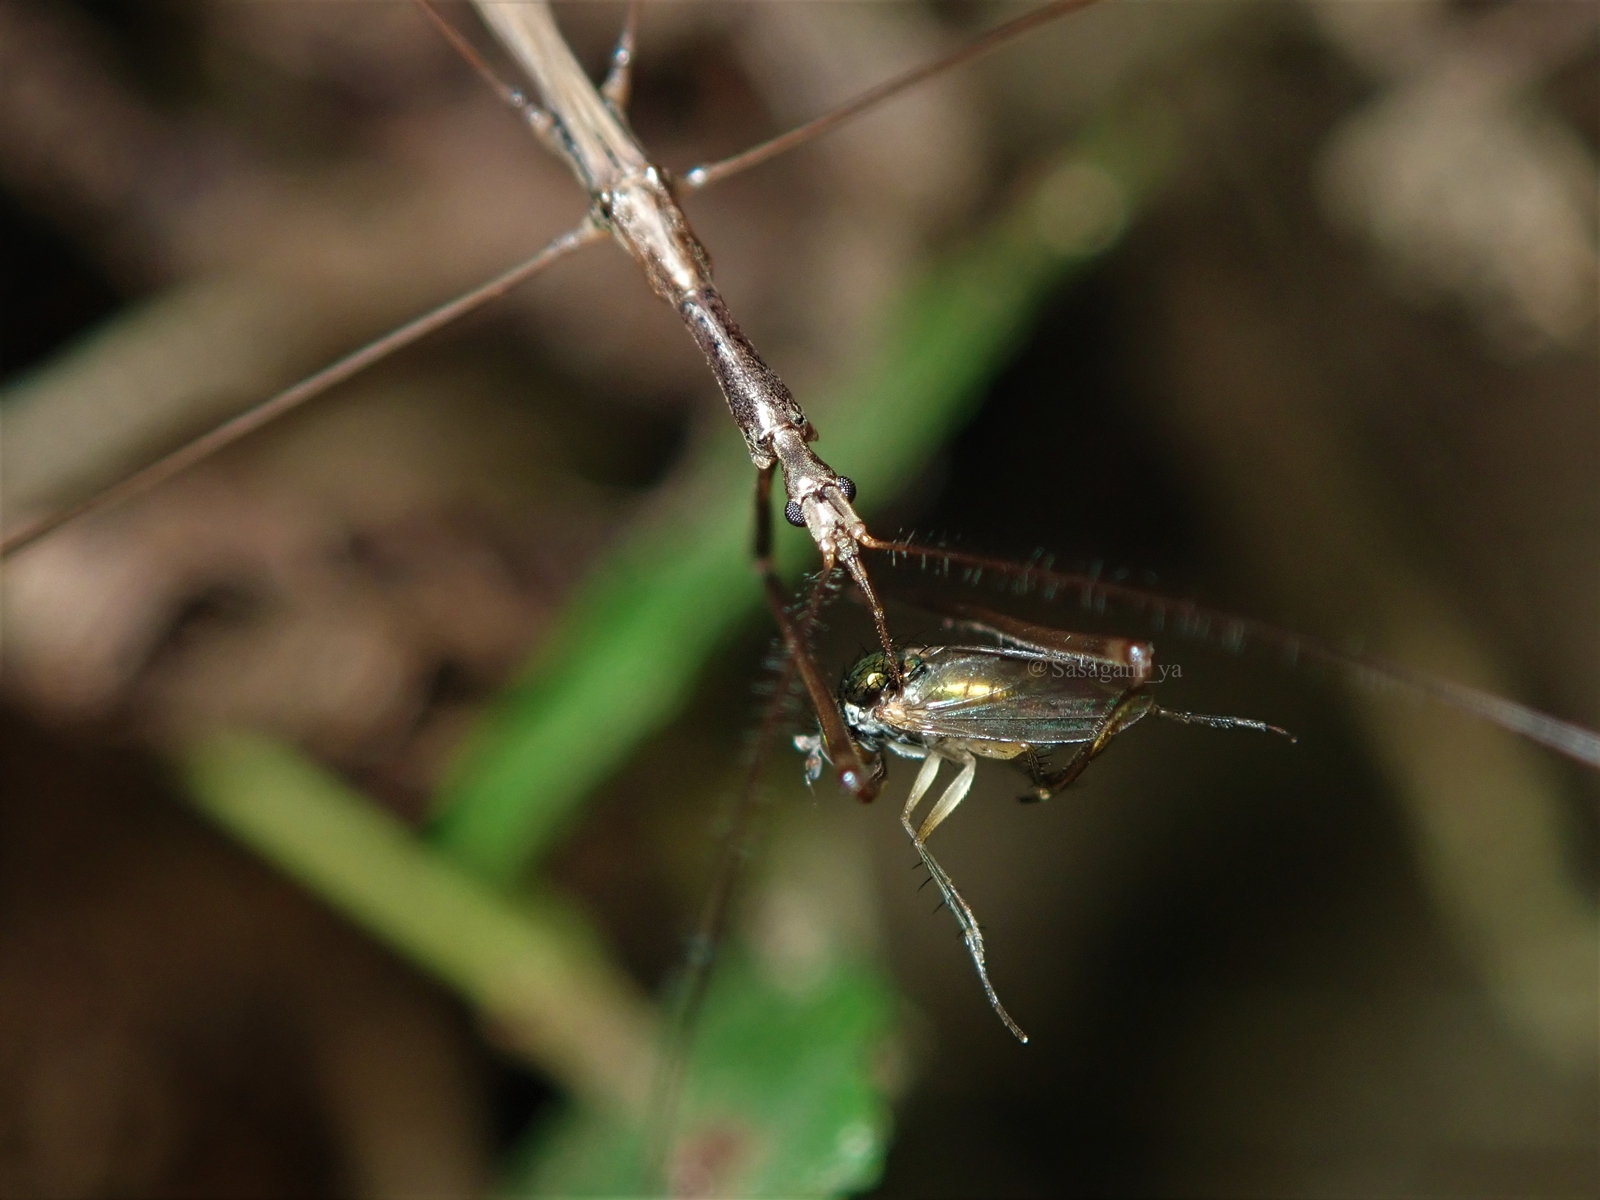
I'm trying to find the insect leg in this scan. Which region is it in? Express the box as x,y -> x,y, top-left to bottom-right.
755,466 -> 883,800
414,0 -> 563,151
600,2 -> 641,112
900,753 -> 945,833
1,222 -> 604,559
1022,690 -> 1156,803
1020,745 -> 1094,803
1154,707 -> 1296,742
681,0 -> 1099,190
898,749 -> 1027,1042
914,750 -> 977,844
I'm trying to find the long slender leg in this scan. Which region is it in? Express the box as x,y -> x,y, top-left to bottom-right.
682,0 -> 1097,189
414,0 -> 563,150
1,223 -> 604,559
914,751 -> 976,843
901,753 -> 944,829
642,581 -> 809,1189
601,2 -> 641,112
644,467 -> 853,1186
899,749 -> 1027,1042
643,467 -> 883,1182
1155,707 -> 1295,741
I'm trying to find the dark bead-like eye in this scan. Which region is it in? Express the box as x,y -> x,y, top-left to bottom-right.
838,476 -> 856,502
784,500 -> 806,527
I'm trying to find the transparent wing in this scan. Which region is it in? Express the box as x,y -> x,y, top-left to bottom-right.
890,647 -> 1130,745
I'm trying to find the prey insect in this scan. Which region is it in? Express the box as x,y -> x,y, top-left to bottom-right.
798,612 -> 1293,1042
731,444 -> 1600,1059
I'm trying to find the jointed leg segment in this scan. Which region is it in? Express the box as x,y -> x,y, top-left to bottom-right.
600,2 -> 640,111
900,748 -> 1028,1043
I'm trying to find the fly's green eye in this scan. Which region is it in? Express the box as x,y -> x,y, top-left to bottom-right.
841,653 -> 896,707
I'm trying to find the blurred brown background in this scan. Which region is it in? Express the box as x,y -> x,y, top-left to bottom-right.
1,2 -> 1596,1196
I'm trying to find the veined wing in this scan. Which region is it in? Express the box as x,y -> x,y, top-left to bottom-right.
886,646 -> 1134,745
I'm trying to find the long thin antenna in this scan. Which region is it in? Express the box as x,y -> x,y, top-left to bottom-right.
681,0 -> 1098,190
2,224 -> 601,559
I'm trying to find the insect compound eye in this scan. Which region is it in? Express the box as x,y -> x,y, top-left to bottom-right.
837,476 -> 856,502
784,500 -> 806,527
840,653 -> 896,708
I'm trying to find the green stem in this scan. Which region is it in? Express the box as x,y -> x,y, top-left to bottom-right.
183,729 -> 659,1115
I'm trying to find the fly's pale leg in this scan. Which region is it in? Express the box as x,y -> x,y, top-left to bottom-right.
915,750 -> 977,843
900,749 -> 1028,1043
901,753 -> 945,829
910,845 -> 1029,1045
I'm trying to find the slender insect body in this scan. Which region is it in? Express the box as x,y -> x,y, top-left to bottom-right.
471,1 -> 874,585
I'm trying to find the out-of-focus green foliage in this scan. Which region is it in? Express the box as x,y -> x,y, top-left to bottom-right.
511,951 -> 898,1198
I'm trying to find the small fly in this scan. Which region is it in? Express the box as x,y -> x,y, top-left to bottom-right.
796,604 -> 1293,1043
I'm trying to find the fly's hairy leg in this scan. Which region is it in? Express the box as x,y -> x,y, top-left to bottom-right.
1152,707 -> 1297,741
1020,743 -> 1094,804
1020,690 -> 1154,803
900,748 -> 1028,1043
